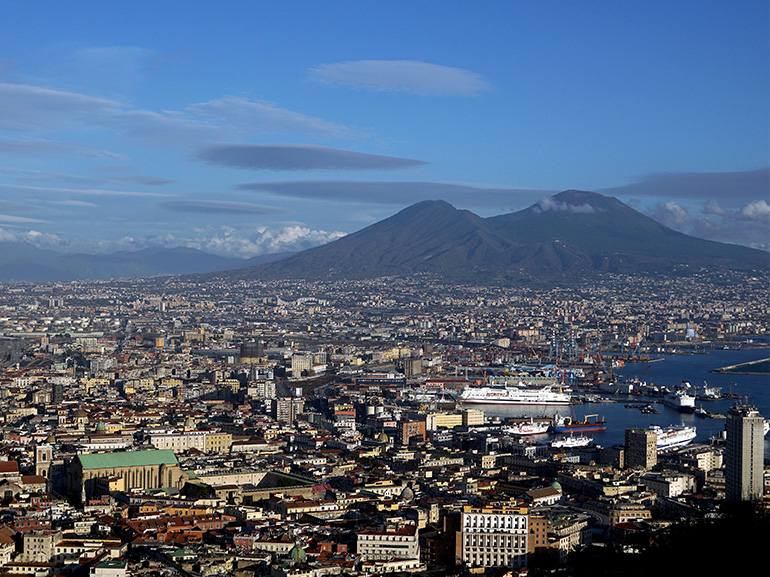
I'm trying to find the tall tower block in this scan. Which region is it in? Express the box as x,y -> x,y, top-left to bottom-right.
725,404 -> 764,501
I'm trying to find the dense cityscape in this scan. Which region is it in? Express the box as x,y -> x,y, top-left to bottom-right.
0,272 -> 766,577
2,2 -> 768,576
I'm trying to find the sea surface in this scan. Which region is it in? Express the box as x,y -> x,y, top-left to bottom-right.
475,347 -> 770,458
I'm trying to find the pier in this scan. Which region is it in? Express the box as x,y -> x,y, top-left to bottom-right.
711,357 -> 770,376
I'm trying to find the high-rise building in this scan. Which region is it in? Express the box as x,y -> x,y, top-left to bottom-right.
725,404 -> 764,501
398,420 -> 426,446
51,382 -> 64,404
272,397 -> 304,423
625,428 -> 657,469
240,340 -> 263,362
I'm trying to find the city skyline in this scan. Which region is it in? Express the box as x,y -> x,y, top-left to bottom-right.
0,1 -> 767,258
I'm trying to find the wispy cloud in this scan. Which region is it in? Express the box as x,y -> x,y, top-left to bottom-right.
0,183 -> 171,198
161,200 -> 284,215
0,81 -> 361,146
309,60 -> 492,96
196,144 -> 425,171
0,139 -> 127,159
48,199 -> 98,208
602,168 -> 769,205
234,179 -> 552,208
187,96 -> 362,139
55,45 -> 154,94
0,214 -> 49,224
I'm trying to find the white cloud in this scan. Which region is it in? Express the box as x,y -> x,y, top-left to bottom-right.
534,197 -> 596,214
0,228 -> 63,247
651,201 -> 691,228
309,60 -> 492,96
739,200 -> 770,223
3,224 -> 347,258
182,225 -> 346,257
702,200 -> 727,216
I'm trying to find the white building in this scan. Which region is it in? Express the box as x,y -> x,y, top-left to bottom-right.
357,525 -> 419,562
460,504 -> 529,569
640,472 -> 696,497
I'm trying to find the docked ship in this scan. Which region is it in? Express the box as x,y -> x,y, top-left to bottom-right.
550,414 -> 606,433
649,424 -> 697,451
502,418 -> 550,436
460,383 -> 571,406
663,382 -> 696,413
551,435 -> 592,449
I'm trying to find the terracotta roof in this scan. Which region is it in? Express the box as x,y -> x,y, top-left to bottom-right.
0,462 -> 19,474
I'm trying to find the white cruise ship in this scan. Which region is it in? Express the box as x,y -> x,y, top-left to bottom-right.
649,424 -> 697,451
459,383 -> 571,406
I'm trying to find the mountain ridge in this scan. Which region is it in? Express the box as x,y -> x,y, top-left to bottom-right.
0,244 -> 293,282
214,190 -> 768,283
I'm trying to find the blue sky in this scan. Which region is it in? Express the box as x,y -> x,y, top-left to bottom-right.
0,1 -> 767,256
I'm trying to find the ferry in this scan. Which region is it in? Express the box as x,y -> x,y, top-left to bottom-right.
663,382 -> 696,413
460,383 -> 571,406
649,424 -> 697,451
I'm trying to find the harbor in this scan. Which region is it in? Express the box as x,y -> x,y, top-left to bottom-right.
463,347 -> 770,458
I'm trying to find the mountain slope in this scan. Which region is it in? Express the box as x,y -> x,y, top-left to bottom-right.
0,243 -> 292,282
487,190 -> 768,274
223,200 -> 515,281
220,191 -> 768,283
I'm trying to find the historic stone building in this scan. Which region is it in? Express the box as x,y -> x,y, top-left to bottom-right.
68,449 -> 187,502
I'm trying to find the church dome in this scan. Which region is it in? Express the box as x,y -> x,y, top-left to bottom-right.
288,544 -> 306,563
399,486 -> 415,502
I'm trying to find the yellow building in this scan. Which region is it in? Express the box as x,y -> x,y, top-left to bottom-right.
204,432 -> 232,454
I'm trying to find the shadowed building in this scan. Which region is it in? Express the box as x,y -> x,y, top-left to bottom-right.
725,404 -> 764,501
625,428 -> 657,470
240,340 -> 263,363
68,449 -> 187,503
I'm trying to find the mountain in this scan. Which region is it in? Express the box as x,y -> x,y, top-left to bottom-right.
217,190 -> 769,283
0,243 -> 293,282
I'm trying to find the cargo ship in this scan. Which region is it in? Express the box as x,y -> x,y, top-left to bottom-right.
550,414 -> 606,433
